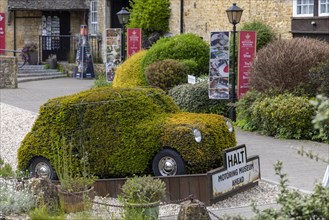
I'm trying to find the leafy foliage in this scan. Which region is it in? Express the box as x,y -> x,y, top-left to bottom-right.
235,90 -> 265,131
113,50 -> 148,88
253,161 -> 329,219
142,33 -> 210,77
128,0 -> 170,36
93,72 -> 112,88
169,81 -> 231,117
249,38 -> 329,96
18,87 -> 236,177
120,175 -> 166,203
240,21 -> 276,51
237,92 -> 317,140
145,59 -> 188,91
308,59 -> 329,96
310,95 -> 329,142
252,93 -> 316,139
0,156 -> 15,178
0,178 -> 36,215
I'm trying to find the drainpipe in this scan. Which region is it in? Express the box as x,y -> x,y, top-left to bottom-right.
180,0 -> 184,33
13,10 -> 16,56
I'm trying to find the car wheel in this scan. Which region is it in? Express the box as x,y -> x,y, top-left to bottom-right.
29,157 -> 58,180
152,149 -> 186,176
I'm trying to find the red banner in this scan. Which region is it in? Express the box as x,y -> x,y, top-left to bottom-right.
127,28 -> 141,57
238,31 -> 257,99
0,13 -> 5,54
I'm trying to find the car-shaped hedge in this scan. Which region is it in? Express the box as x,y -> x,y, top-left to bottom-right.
18,87 -> 236,179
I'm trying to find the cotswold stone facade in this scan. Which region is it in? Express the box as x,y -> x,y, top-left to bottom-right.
0,56 -> 17,89
1,0 -> 294,64
169,0 -> 292,41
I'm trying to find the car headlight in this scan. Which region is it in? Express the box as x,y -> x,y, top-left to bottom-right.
193,129 -> 202,143
226,120 -> 234,133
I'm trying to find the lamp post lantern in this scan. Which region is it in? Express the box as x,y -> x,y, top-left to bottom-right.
116,7 -> 130,62
226,3 -> 243,122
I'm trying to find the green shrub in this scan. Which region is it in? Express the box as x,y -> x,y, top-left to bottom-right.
169,81 -> 230,117
0,179 -> 36,215
120,175 -> 166,204
0,157 -> 15,178
229,21 -> 276,70
253,161 -> 329,219
128,0 -> 170,36
308,59 -> 329,96
113,50 -> 148,88
142,33 -> 209,76
240,20 -> 276,51
180,59 -> 199,76
236,90 -> 265,131
310,95 -> 329,142
93,72 -> 112,88
249,38 -> 329,96
251,93 -> 316,139
145,59 -> 188,91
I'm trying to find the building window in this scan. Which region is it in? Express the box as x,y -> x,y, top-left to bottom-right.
319,0 -> 329,15
90,0 -> 98,35
294,0 -> 314,17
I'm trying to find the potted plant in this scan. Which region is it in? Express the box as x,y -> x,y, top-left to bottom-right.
21,42 -> 38,65
54,140 -> 96,213
48,54 -> 57,69
119,175 -> 166,219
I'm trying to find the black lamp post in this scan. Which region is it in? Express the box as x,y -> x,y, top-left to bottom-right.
226,3 -> 243,122
116,7 -> 130,62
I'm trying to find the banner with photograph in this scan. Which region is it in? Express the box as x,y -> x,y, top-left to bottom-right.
106,28 -> 122,82
127,28 -> 142,57
209,31 -> 230,100
238,31 -> 257,99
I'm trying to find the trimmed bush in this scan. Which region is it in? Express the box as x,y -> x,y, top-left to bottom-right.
145,59 -> 188,91
161,112 -> 236,173
251,93 -> 316,139
236,90 -> 265,131
249,38 -> 329,96
128,0 -> 170,36
169,81 -> 230,117
112,50 -> 148,88
142,33 -> 210,76
240,20 -> 276,51
18,87 -> 236,177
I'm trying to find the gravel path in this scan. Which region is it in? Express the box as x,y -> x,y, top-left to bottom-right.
0,102 -> 281,219
0,103 -> 37,171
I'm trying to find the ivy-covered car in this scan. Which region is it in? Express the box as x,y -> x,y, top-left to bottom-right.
17,87 -> 236,179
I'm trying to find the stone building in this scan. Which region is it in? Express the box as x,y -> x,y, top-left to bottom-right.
0,0 -> 129,63
170,0 -> 329,43
0,0 -> 328,64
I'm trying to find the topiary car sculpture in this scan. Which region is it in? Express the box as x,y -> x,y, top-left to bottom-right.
17,87 -> 236,179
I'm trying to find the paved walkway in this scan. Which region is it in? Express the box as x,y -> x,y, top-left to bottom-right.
1,78 -> 328,218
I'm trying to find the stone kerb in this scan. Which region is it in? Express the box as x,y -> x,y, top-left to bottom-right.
0,56 -> 18,89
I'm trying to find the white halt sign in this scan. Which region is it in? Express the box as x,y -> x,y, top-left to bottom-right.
209,144 -> 260,199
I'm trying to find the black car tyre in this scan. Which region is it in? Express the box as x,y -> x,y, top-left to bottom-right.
29,157 -> 58,180
152,149 -> 186,176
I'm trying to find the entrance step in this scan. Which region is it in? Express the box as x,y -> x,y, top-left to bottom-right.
18,63 -> 67,83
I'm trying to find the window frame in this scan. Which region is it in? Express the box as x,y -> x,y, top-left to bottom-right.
90,0 -> 98,36
319,0 -> 329,16
293,0 -> 315,17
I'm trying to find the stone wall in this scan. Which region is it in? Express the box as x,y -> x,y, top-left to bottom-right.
15,11 -> 42,50
169,0 -> 292,42
0,56 -> 17,89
